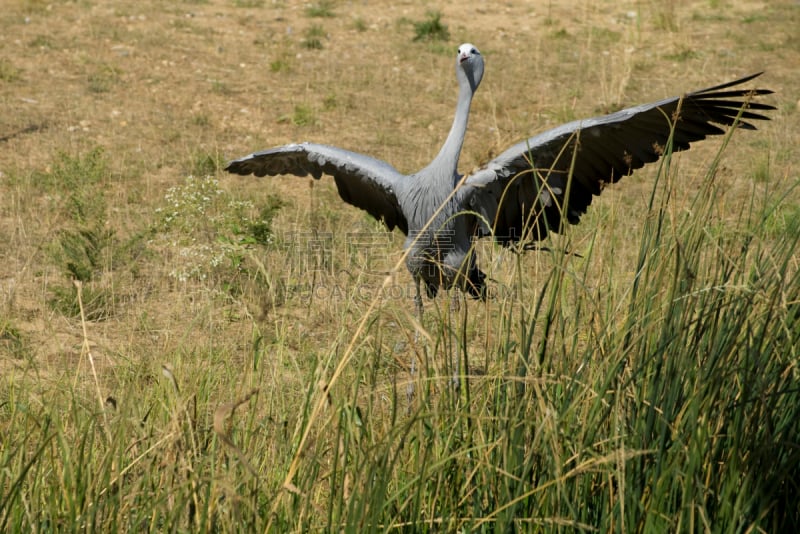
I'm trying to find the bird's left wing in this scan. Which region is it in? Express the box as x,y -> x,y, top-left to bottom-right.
226,142 -> 409,234
461,73 -> 774,246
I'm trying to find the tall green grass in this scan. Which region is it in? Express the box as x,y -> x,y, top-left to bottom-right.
1,138 -> 798,531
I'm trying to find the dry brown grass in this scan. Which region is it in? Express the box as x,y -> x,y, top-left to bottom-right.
1,1 -> 799,529
1,0 -> 798,450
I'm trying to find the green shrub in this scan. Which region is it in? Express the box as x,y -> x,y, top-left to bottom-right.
154,175 -> 282,284
413,11 -> 449,42
302,25 -> 326,50
306,1 -> 335,18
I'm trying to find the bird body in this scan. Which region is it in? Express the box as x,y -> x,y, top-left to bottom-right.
225,43 -> 774,305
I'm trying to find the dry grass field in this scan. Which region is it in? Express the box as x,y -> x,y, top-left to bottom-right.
1,0 -> 799,531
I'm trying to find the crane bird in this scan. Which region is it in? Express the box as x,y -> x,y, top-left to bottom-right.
226,43 -> 774,318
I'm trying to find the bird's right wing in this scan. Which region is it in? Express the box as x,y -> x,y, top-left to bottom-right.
226,142 -> 409,234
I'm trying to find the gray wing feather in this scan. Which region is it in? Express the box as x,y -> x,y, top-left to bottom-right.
226,142 -> 409,234
463,73 -> 774,245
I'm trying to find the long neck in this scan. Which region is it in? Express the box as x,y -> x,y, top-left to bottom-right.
423,83 -> 473,184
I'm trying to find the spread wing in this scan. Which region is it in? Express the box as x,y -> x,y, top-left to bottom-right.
226,142 -> 409,234
462,73 -> 775,245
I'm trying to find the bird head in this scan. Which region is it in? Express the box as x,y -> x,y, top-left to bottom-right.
456,43 -> 483,93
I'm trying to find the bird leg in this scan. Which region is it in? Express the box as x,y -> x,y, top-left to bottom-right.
450,290 -> 463,392
414,278 -> 424,344
449,291 -> 461,312
407,278 -> 424,407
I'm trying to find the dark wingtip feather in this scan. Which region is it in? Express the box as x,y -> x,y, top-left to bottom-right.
691,72 -> 765,94
225,156 -> 261,176
224,159 -> 245,174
